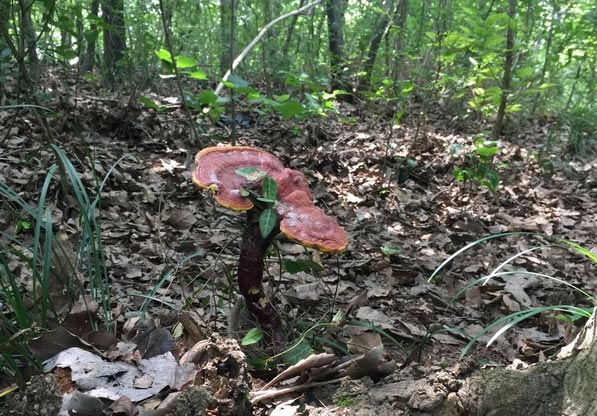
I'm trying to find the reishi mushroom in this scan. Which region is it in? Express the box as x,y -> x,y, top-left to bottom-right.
192,146 -> 348,335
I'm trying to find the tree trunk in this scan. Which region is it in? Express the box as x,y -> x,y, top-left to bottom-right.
19,0 -> 39,84
493,0 -> 517,139
389,0 -> 408,80
219,0 -> 233,77
102,0 -> 127,85
282,0 -> 306,58
81,0 -> 99,72
348,309 -> 597,415
450,309 -> 597,415
361,0 -> 395,87
325,0 -> 346,91
531,0 -> 556,115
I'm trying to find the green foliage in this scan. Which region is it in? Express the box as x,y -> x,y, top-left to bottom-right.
235,168 -> 279,238
241,327 -> 264,346
452,136 -> 500,191
335,396 -> 357,408
282,258 -> 325,274
556,107 -> 597,156
429,232 -> 597,356
0,147 -> 130,383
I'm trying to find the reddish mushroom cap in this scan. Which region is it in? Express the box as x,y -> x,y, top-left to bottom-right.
192,146 -> 348,252
192,146 -> 286,210
277,190 -> 349,253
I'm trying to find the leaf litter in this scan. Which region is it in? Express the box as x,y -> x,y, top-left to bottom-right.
1,87 -> 596,414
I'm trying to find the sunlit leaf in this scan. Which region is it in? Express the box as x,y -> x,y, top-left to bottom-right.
241,328 -> 264,346
189,70 -> 208,80
198,90 -> 218,105
174,55 -> 196,68
236,167 -> 266,181
154,48 -> 172,63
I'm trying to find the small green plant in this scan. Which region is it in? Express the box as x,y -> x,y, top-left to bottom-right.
542,107 -> 597,159
335,395 -> 357,408
429,232 -> 597,357
452,136 -> 500,190
0,146 -> 131,384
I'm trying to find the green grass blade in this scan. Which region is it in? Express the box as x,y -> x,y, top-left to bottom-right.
559,239 -> 597,264
487,271 -> 597,303
40,209 -> 54,327
428,232 -> 538,282
31,165 -> 58,301
484,244 -> 563,284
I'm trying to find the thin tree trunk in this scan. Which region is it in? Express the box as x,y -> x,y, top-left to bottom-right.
282,0 -> 306,57
361,0 -> 394,87
19,0 -> 39,84
493,0 -> 517,138
531,0 -> 557,115
565,63 -> 583,112
219,0 -> 233,77
81,0 -> 99,72
325,0 -> 346,91
102,0 -> 127,85
390,0 -> 408,79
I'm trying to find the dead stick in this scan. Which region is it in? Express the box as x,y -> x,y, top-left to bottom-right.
251,376 -> 348,404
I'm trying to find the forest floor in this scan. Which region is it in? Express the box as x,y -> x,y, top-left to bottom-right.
1,79 -> 596,415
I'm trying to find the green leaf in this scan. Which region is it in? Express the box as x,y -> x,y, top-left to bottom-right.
226,74 -> 249,88
278,100 -> 304,119
282,259 -> 325,274
139,95 -> 165,111
189,70 -> 208,80
275,94 -> 291,103
474,142 -> 499,156
241,328 -> 264,346
381,245 -> 401,256
198,90 -> 218,105
256,197 -> 277,204
259,208 -> 277,238
282,341 -> 314,366
236,167 -> 266,181
262,177 -> 277,200
174,55 -> 197,69
155,48 -> 172,63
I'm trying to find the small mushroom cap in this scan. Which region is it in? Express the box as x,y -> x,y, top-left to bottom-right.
278,191 -> 349,253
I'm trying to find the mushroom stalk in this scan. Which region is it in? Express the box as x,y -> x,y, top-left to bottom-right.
237,207 -> 282,331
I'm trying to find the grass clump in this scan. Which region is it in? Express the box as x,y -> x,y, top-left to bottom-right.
0,145 -> 131,386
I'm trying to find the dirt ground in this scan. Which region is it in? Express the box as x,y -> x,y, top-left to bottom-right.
1,83 -> 596,414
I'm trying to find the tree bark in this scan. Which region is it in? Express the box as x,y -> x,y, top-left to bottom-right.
493,0 -> 517,138
325,0 -> 347,91
19,0 -> 39,84
389,0 -> 408,79
219,0 -> 233,77
282,0 -> 306,58
102,0 -> 127,85
450,309 -> 597,415
81,0 -> 99,72
361,0 -> 395,87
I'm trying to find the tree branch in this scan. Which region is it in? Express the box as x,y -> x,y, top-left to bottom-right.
214,0 -> 323,96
